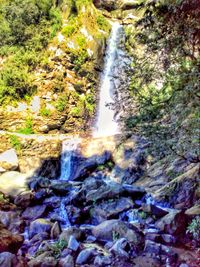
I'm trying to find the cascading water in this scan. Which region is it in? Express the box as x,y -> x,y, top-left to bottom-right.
93,22 -> 123,138
60,138 -> 80,180
58,22 -> 124,228
57,138 -> 80,228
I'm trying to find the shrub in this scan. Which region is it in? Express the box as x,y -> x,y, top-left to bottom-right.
55,96 -> 67,112
187,216 -> 200,240
40,107 -> 51,117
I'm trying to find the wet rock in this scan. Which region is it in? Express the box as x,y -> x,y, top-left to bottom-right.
14,191 -> 34,208
59,227 -> 83,243
0,149 -> 18,172
0,223 -> 23,253
122,184 -> 146,199
71,151 -> 111,181
30,232 -> 49,244
94,255 -> 112,266
34,189 -> 52,201
29,177 -> 51,191
155,210 -> 186,235
91,197 -> 133,223
86,183 -> 123,203
66,205 -> 81,224
0,252 -> 17,267
149,204 -> 171,218
29,219 -> 52,239
67,235 -> 79,251
83,176 -> 105,192
50,180 -> 72,195
43,196 -> 61,209
109,238 -> 129,258
92,219 -> 144,246
22,205 -> 47,221
36,157 -> 61,179
0,171 -> 29,197
28,251 -> 57,267
51,221 -> 61,239
76,248 -> 96,265
59,254 -> 74,267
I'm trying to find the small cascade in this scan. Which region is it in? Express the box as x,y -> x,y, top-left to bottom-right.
60,138 -> 80,180
58,138 -> 80,228
93,22 -> 123,138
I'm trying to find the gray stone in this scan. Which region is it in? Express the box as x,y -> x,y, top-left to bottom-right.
109,238 -> 129,258
0,252 -> 17,267
22,205 -> 47,221
59,255 -> 74,267
29,219 -> 52,239
67,235 -> 79,251
92,219 -> 144,246
0,149 -> 18,172
76,248 -> 95,265
51,221 -> 61,239
94,255 -> 112,266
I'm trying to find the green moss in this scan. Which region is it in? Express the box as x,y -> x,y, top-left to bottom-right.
9,135 -> 22,151
17,117 -> 34,135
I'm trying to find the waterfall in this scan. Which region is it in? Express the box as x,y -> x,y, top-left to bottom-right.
60,138 -> 80,180
93,22 -> 123,138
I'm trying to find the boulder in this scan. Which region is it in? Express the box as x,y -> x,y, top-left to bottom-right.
70,151 -> 111,181
14,191 -> 34,208
0,252 -> 17,267
76,248 -> 96,265
0,210 -> 24,233
0,149 -> 18,172
86,183 -> 123,203
29,219 -> 52,239
144,240 -> 177,259
67,235 -> 79,251
155,210 -> 186,235
0,171 -> 30,198
50,221 -> 61,240
22,205 -> 47,221
59,227 -> 83,243
28,252 -> 57,267
92,219 -> 144,246
94,255 -> 112,266
109,238 -> 129,258
50,180 -> 72,195
59,255 -> 74,267
0,223 -> 23,253
91,197 -> 133,223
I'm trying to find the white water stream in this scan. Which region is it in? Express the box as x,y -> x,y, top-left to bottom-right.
93,22 -> 122,138
58,22 -> 123,227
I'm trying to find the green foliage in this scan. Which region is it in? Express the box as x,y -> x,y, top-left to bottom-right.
96,15 -> 110,31
187,217 -> 200,240
9,135 -> 22,151
40,107 -> 51,117
72,49 -> 89,71
55,96 -> 67,112
70,106 -> 82,117
17,117 -> 34,134
125,0 -> 200,160
0,0 -> 62,104
49,239 -> 68,259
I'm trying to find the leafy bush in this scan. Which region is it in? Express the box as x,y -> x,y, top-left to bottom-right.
96,15 -> 110,31
187,216 -> 200,240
